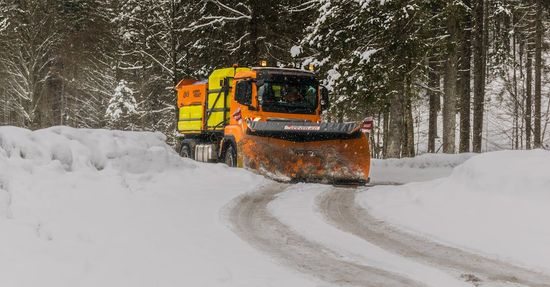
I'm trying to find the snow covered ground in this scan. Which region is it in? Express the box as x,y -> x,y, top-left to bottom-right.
1,126 -> 548,286
360,150 -> 550,275
0,126 -> 317,287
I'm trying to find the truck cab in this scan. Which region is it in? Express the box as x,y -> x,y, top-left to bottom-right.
229,67 -> 329,123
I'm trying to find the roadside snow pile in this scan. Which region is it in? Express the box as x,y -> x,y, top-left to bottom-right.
0,126 -> 316,287
0,126 -> 186,174
371,153 -> 477,184
360,150 -> 550,274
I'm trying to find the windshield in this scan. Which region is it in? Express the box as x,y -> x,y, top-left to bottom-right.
258,79 -> 318,114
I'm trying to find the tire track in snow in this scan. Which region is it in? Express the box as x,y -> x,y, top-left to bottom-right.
319,188 -> 550,287
227,183 -> 427,287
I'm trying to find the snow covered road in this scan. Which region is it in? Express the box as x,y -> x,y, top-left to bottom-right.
228,183 -> 425,287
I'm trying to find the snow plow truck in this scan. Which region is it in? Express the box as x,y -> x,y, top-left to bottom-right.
175,65 -> 371,184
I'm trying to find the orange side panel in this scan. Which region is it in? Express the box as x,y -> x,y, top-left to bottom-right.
177,82 -> 207,108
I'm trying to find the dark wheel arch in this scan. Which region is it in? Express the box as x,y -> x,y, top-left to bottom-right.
179,138 -> 198,160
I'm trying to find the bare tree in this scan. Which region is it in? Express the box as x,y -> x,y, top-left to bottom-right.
0,1 -> 60,128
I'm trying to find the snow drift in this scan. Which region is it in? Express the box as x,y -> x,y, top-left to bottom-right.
0,126 -> 317,287
360,150 -> 550,274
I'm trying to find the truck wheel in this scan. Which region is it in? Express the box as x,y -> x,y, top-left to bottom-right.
224,145 -> 237,167
180,144 -> 194,160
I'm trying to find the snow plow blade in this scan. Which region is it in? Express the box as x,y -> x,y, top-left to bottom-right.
239,121 -> 370,185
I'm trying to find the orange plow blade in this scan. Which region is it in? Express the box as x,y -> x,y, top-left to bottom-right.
239,121 -> 370,184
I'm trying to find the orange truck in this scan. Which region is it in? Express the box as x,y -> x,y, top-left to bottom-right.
176,65 -> 371,184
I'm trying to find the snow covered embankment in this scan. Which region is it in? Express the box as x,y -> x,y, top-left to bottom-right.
370,153 -> 476,184
0,126 -> 316,287
360,150 -> 550,274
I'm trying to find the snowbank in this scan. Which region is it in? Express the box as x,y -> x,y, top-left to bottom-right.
0,126 -> 185,174
360,150 -> 550,274
0,126 -> 316,287
371,153 -> 477,184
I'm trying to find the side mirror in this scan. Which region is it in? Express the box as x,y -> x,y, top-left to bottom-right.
235,81 -> 252,106
361,117 -> 374,133
320,86 -> 331,111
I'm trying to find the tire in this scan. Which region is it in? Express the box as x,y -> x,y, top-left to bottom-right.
180,141 -> 196,160
224,144 -> 237,167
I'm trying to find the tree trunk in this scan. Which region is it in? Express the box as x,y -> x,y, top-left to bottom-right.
42,57 -> 64,128
0,86 -> 6,125
519,38 -> 525,149
382,109 -> 389,157
443,6 -> 458,154
512,15 -> 519,149
526,47 -> 533,150
428,60 -> 439,153
386,80 -> 404,158
171,0 -> 180,133
458,0 -> 472,153
472,0 -> 485,153
404,74 -> 415,157
533,0 -> 542,148
405,104 -> 415,157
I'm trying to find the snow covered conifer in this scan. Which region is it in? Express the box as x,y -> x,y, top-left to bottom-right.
106,80 -> 139,130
